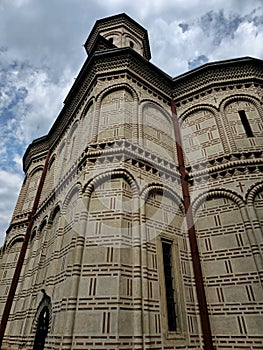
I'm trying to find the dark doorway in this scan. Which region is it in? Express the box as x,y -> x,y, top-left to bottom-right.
33,306 -> 49,350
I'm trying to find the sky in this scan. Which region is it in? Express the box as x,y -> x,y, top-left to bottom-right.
0,0 -> 262,245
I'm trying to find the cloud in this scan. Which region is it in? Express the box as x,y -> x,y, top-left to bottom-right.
211,19 -> 263,61
188,55 -> 209,70
149,6 -> 263,76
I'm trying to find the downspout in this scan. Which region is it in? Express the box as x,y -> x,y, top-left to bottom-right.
0,150 -> 51,349
171,98 -> 213,350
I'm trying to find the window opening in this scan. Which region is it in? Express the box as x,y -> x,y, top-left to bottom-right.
238,110 -> 254,137
33,306 -> 49,350
108,37 -> 114,44
129,41 -> 134,48
162,241 -> 177,331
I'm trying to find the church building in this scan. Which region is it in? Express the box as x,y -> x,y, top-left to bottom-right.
0,13 -> 262,350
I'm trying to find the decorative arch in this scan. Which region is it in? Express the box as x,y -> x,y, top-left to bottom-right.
247,182 -> 263,205
48,204 -> 61,224
30,229 -> 37,242
62,183 -> 83,213
80,98 -> 95,120
27,165 -> 44,178
179,104 -> 225,164
67,120 -> 79,141
48,155 -> 56,170
58,139 -> 66,154
179,104 -> 218,123
103,31 -> 122,46
83,168 -> 139,196
141,183 -> 184,213
39,217 -> 48,232
192,188 -> 245,214
22,166 -> 44,212
141,100 -> 176,162
220,94 -> 263,150
219,94 -> 261,112
6,235 -> 24,251
84,168 -> 139,198
55,140 -> 67,183
140,99 -> 173,124
95,84 -> 138,143
79,99 -> 95,154
96,83 -> 139,104
32,292 -> 52,350
123,33 -> 141,48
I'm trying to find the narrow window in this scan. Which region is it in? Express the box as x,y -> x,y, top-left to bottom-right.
238,110 -> 254,137
108,37 -> 114,44
33,307 -> 49,350
162,241 -> 177,331
129,41 -> 134,48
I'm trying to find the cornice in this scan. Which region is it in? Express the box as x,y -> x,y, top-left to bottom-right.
187,151 -> 263,184
173,57 -> 263,101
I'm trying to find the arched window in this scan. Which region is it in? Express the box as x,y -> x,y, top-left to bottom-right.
33,306 -> 49,350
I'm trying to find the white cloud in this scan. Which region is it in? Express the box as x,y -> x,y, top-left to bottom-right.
211,20 -> 263,61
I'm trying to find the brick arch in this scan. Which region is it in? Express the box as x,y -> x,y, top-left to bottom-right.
123,33 -> 141,47
140,99 -> 173,125
83,168 -> 139,198
141,100 -> 176,162
192,188 -> 245,214
141,183 -> 184,212
179,104 -> 226,163
5,235 -> 24,251
67,120 -> 79,141
62,183 -> 83,214
247,182 -> 263,205
39,217 -> 48,232
48,204 -> 61,224
80,98 -> 95,120
179,104 -> 218,123
58,139 -> 66,154
96,83 -> 139,104
48,154 -> 56,170
27,165 -> 44,178
31,292 -> 52,342
103,30 -> 122,45
95,84 -> 138,143
220,94 -> 262,152
219,94 -> 262,113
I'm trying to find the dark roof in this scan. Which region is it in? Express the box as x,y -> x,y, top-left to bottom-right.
173,56 -> 263,82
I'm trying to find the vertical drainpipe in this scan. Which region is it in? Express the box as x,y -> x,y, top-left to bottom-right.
171,98 -> 214,350
0,150 -> 51,349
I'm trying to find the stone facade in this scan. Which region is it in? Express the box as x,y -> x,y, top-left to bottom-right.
0,13 -> 262,350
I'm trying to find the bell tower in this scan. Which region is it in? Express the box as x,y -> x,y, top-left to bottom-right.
84,13 -> 151,59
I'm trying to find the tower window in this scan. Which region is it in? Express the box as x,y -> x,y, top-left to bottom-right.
162,241 -> 177,332
108,37 -> 114,44
129,41 -> 134,48
238,110 -> 254,137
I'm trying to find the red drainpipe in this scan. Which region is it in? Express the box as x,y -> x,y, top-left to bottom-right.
0,150 -> 51,349
171,98 -> 213,350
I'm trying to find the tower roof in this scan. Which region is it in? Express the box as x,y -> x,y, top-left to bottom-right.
84,13 -> 151,60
